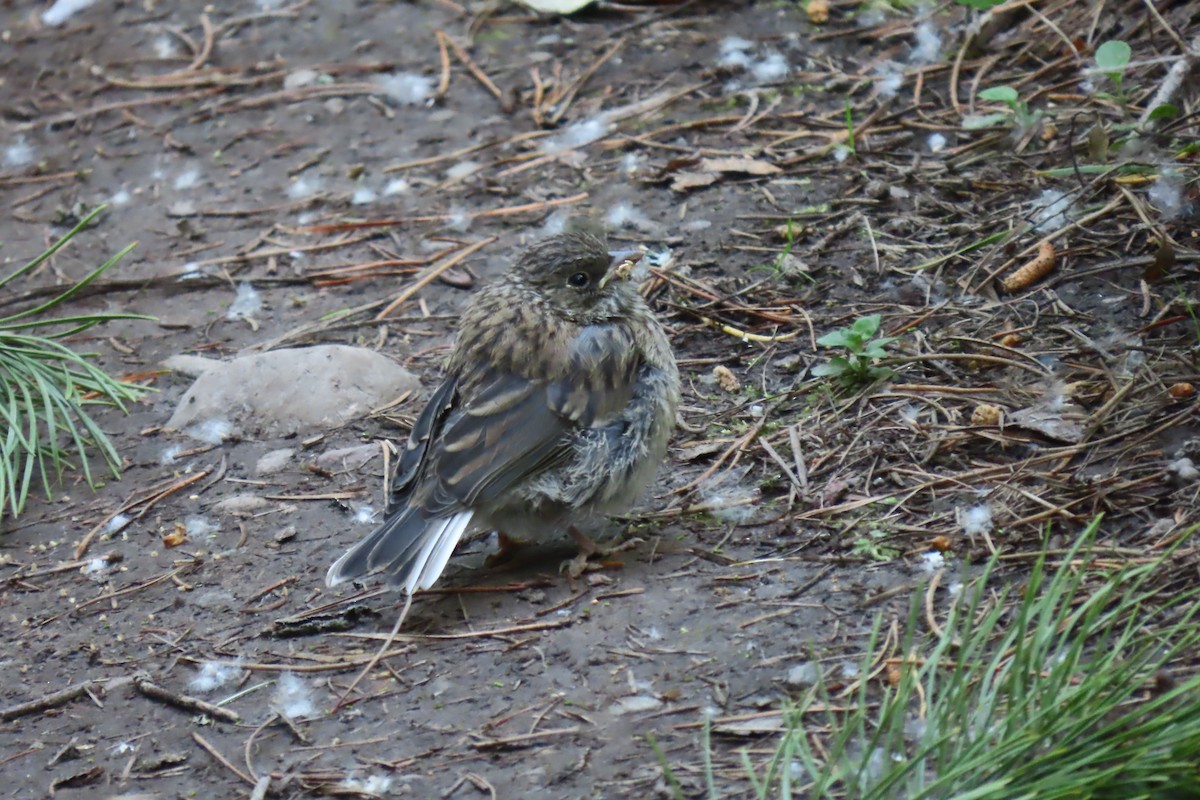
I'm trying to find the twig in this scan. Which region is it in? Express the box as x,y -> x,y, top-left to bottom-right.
133,674 -> 240,723
0,681 -> 97,722
375,237 -> 496,319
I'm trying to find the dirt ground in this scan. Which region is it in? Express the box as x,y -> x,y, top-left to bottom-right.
1,0 -> 1198,797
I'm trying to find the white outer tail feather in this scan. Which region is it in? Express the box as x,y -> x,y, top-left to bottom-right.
324,511 -> 474,594
408,511 -> 473,593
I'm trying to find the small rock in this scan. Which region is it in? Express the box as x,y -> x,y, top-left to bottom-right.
165,345 -> 421,437
255,448 -> 296,475
316,444 -> 378,472
785,662 -> 820,687
284,68 -> 319,89
212,494 -> 270,515
610,695 -> 663,715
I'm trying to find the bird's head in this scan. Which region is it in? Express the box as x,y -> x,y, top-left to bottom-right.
511,228 -> 644,320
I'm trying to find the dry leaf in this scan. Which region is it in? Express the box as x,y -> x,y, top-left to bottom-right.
806,0 -> 830,24
698,157 -> 781,176
971,404 -> 1003,426
1008,402 -> 1086,443
713,365 -> 740,393
516,0 -> 594,12
670,171 -> 719,191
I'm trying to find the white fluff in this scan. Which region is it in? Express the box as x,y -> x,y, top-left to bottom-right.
909,21 -> 942,64
82,558 -> 110,580
378,72 -> 434,105
445,160 -> 481,180
351,186 -> 377,205
960,503 -> 993,537
173,167 -> 201,190
353,504 -> 377,524
153,34 -> 178,58
160,444 -> 184,465
110,189 -> 131,206
1148,167 -> 1185,219
605,202 -> 658,233
1030,188 -> 1074,232
190,661 -> 243,692
382,178 -> 409,196
4,136 -> 35,167
185,517 -> 218,539
927,133 -> 947,152
718,37 -> 755,68
105,513 -> 131,533
874,62 -> 904,98
541,209 -> 569,236
42,0 -> 97,26
752,51 -> 789,83
274,672 -> 315,719
287,175 -> 321,200
919,551 -> 945,573
186,418 -> 233,444
541,115 -> 613,154
225,282 -> 262,320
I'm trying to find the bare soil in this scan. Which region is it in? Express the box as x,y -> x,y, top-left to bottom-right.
1,0 -> 1198,798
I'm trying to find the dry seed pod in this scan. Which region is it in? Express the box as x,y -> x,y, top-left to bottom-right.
806,0 -> 830,24
929,535 -> 953,552
1168,382 -> 1195,400
1002,241 -> 1056,292
712,365 -> 741,393
998,333 -> 1022,348
971,404 -> 1003,426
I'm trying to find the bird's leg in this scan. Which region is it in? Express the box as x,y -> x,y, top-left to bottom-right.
485,531 -> 531,568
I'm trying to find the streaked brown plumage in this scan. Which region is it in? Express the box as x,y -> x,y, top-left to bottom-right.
326,229 -> 680,593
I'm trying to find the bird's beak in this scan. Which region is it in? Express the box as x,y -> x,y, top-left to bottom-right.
599,249 -> 644,289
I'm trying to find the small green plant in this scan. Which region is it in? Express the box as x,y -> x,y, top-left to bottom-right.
0,207 -> 150,518
955,0 -> 1005,7
850,527 -> 900,560
962,85 -> 1039,130
844,96 -> 856,154
1094,39 -> 1131,89
811,314 -> 897,386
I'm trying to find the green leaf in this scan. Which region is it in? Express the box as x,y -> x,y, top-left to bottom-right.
956,0 -> 1006,7
816,329 -> 856,348
1147,103 -> 1178,121
811,358 -> 849,377
851,314 -> 882,338
962,112 -> 1009,130
978,85 -> 1019,105
1095,40 -> 1131,75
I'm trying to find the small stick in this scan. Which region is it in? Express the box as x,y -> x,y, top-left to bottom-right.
437,30 -> 507,108
0,681 -> 97,722
133,675 -> 240,723
375,237 -> 496,319
298,192 -> 587,234
188,13 -> 215,72
435,32 -> 452,96
192,732 -> 256,786
333,593 -> 413,712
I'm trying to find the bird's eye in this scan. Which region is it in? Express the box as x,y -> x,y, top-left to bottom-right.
567,271 -> 590,289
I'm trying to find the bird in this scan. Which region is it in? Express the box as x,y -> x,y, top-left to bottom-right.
326,227 -> 680,594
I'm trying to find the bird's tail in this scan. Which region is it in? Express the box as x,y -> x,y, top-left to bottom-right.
326,507 -> 474,594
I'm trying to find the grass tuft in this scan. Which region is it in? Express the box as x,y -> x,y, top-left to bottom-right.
695,518 -> 1200,798
0,206 -> 151,518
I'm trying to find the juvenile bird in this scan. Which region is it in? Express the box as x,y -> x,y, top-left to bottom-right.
326,229 -> 680,593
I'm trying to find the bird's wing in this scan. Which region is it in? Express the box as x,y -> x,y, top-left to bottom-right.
389,373 -> 457,503
417,322 -> 643,512
326,322 -> 643,591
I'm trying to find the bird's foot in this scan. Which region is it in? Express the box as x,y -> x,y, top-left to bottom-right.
562,527 -> 644,579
